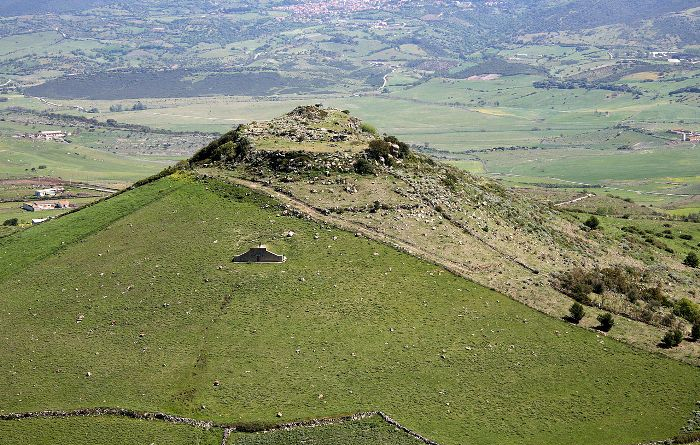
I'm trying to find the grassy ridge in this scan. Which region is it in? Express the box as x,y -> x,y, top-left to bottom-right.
0,174 -> 698,445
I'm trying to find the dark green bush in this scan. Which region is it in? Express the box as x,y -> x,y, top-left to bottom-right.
683,251 -> 698,268
584,215 -> 600,230
679,234 -> 693,240
691,324 -> 700,342
660,328 -> 684,348
596,313 -> 614,332
354,158 -> 375,175
568,302 -> 585,324
2,218 -> 19,226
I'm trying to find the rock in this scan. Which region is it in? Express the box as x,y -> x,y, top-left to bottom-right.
276,412 -> 283,418
286,231 -> 295,237
85,372 -> 92,377
213,380 -> 220,387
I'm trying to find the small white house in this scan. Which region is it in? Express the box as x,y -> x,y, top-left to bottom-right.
35,187 -> 64,198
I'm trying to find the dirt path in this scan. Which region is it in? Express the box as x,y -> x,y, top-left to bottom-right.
555,193 -> 594,207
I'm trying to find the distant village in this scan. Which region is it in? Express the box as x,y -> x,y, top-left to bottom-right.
670,129 -> 700,142
14,130 -> 71,142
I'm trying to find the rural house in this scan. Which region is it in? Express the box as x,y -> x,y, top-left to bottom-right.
233,245 -> 286,263
22,200 -> 70,212
35,187 -> 65,197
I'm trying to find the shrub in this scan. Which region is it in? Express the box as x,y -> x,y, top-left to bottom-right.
354,158 -> 375,175
683,251 -> 698,268
568,302 -> 585,324
679,234 -> 693,240
367,139 -> 393,165
360,123 -> 378,135
38,165 -> 47,169
596,313 -> 614,332
383,135 -> 410,158
691,324 -> 700,342
584,216 -> 600,230
660,328 -> 684,348
2,218 -> 19,226
673,298 -> 700,324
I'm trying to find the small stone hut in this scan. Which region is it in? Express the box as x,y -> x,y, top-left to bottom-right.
233,245 -> 286,263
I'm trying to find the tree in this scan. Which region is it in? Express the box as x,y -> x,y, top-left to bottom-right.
683,251 -> 698,268
568,302 -> 585,324
660,329 -> 684,348
2,218 -> 18,226
596,312 -> 614,332
132,101 -> 147,111
584,216 -> 600,230
109,104 -> 123,112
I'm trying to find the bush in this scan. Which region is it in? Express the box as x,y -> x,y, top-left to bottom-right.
596,313 -> 614,332
691,324 -> 700,342
683,251 -> 698,268
2,218 -> 19,226
360,123 -> 378,135
679,234 -> 693,240
584,215 -> 600,230
660,328 -> 684,348
354,158 -> 375,175
568,302 -> 585,324
673,298 -> 700,324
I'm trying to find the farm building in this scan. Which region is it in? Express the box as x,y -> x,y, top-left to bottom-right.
670,129 -> 700,142
233,245 -> 286,263
22,200 -> 70,212
35,187 -> 64,198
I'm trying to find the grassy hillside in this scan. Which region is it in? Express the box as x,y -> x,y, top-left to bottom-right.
229,417 -> 424,445
0,417 -> 222,445
1,173 -> 698,445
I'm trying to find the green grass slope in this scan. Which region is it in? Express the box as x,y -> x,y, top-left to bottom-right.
229,417 -> 423,445
0,417 -> 222,445
0,173 -> 698,445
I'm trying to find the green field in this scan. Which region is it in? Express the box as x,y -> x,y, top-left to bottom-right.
0,137 -> 167,187
0,173 -> 698,445
229,417 -> 424,444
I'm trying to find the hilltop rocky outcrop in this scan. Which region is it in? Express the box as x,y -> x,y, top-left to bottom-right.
243,105 -> 373,146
